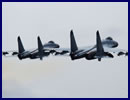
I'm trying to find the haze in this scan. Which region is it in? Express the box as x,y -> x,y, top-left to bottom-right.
2,2 -> 128,98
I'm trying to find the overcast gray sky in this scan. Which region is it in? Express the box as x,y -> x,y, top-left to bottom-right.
2,2 -> 128,98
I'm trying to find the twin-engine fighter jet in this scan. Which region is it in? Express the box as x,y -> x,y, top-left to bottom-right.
52,30 -> 128,61
2,36 -> 60,60
2,30 -> 128,61
70,30 -> 118,61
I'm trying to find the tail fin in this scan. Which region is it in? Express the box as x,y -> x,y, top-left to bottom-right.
17,36 -> 25,53
96,31 -> 104,61
70,30 -> 78,53
37,36 -> 43,60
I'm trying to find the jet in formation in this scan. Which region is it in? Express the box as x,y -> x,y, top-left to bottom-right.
2,30 -> 128,61
2,36 -> 60,60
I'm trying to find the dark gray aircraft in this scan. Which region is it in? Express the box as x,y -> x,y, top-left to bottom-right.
52,30 -> 128,61
2,30 -> 128,61
70,30 -> 128,61
2,36 -> 60,60
70,30 -> 116,61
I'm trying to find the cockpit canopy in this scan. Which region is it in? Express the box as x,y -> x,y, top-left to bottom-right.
48,41 -> 54,43
106,37 -> 113,40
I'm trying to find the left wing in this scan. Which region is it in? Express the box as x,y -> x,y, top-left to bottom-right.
2,50 -> 18,56
45,45 -> 97,56
43,47 -> 70,56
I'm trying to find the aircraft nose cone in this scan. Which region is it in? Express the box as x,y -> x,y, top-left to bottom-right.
113,42 -> 118,48
56,44 -> 60,48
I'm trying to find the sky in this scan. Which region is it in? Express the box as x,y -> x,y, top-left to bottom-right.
2,2 -> 128,98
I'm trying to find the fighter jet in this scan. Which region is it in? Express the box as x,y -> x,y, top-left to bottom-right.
52,30 -> 128,61
2,36 -> 60,60
2,30 -> 128,61
70,30 -> 128,61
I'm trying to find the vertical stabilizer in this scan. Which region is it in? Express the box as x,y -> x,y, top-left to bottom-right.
96,31 -> 104,61
17,36 -> 25,53
38,36 -> 43,60
70,30 -> 78,53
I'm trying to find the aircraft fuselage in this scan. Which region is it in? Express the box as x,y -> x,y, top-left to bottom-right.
70,39 -> 118,60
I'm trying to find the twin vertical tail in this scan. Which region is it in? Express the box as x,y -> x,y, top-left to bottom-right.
70,30 -> 104,61
17,36 -> 25,54
70,30 -> 78,53
37,36 -> 43,60
95,31 -> 104,61
70,30 -> 78,59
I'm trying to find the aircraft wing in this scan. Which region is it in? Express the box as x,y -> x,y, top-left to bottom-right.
43,47 -> 70,55
104,47 -> 128,56
72,45 -> 128,57
2,47 -> 69,57
69,45 -> 96,57
2,48 -> 37,56
44,45 -> 97,56
2,50 -> 19,56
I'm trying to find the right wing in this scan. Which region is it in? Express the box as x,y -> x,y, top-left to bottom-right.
43,47 -> 70,56
104,47 -> 128,56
